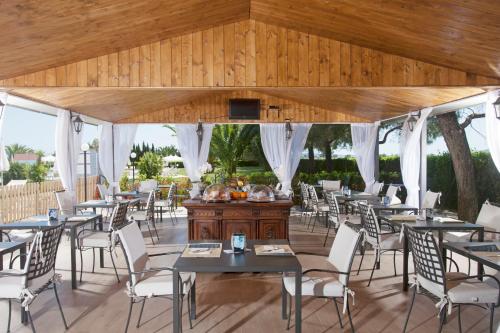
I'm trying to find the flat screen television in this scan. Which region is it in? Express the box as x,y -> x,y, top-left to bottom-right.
228,99 -> 260,120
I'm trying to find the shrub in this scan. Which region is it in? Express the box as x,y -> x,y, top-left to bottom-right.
137,152 -> 164,180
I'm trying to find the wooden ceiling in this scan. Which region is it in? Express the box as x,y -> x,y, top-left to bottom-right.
8,87 -> 486,123
251,0 -> 500,79
0,1 -> 498,124
1,0 -> 499,80
0,0 -> 248,79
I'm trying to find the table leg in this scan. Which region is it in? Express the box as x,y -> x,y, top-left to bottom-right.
295,269 -> 302,333
98,215 -> 104,268
190,280 -> 196,320
281,276 -> 287,320
173,269 -> 180,333
20,245 -> 27,324
403,233 -> 409,291
478,229 -> 484,278
71,226 -> 77,289
439,231 -> 446,271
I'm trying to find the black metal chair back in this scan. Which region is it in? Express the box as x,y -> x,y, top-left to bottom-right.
25,224 -> 64,287
325,191 -> 340,220
109,201 -> 130,231
405,227 -> 446,293
357,202 -> 380,245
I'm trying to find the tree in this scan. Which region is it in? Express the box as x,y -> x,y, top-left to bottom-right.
26,163 -> 48,183
436,107 -> 484,222
209,124 -> 259,178
136,152 -> 164,179
306,124 -> 352,172
5,162 -> 26,180
6,144 -> 34,161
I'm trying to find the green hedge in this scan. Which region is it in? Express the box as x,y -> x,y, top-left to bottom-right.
295,152 -> 500,211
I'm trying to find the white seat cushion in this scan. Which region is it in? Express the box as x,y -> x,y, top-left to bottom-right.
444,231 -> 471,242
128,211 -> 147,221
0,269 -> 23,299
79,231 -> 110,248
154,200 -> 171,208
448,278 -> 499,305
379,233 -> 403,250
7,231 -> 36,243
283,275 -> 344,297
134,271 -> 195,297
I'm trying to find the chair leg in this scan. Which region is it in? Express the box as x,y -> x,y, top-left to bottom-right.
146,223 -> 155,245
137,299 -> 146,328
109,248 -> 120,283
53,283 -> 68,329
403,285 -> 417,333
92,248 -> 96,273
367,251 -> 377,287
357,252 -> 365,276
79,247 -> 84,283
286,293 -> 292,330
346,297 -> 355,333
311,212 -> 319,233
27,309 -> 36,333
124,299 -> 133,333
393,251 -> 397,276
7,299 -> 11,333
457,304 -> 462,333
187,290 -> 193,329
152,220 -> 160,242
333,298 -> 344,328
438,306 -> 447,333
323,222 -> 331,247
490,304 -> 495,333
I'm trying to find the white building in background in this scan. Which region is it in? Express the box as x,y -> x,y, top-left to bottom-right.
77,149 -> 98,176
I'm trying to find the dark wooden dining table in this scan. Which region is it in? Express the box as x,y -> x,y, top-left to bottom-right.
444,241 -> 500,271
172,239 -> 302,333
0,213 -> 102,289
380,215 -> 484,291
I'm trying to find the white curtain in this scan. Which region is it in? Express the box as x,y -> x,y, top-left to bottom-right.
55,110 -> 82,194
260,123 -> 312,194
485,90 -> 500,173
351,122 -> 380,192
0,93 -> 9,173
98,123 -> 137,192
176,124 -> 214,198
399,107 -> 433,208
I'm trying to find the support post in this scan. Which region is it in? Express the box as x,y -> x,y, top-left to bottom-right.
419,119 -> 427,208
374,127 -> 380,181
83,150 -> 88,201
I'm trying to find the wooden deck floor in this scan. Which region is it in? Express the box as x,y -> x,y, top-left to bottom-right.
1,208 -> 498,332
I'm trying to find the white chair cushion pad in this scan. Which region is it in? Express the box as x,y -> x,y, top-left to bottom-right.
128,211 -> 147,221
154,200 -> 170,207
283,276 -> 343,297
0,269 -> 23,299
448,278 -> 499,304
444,231 -> 471,242
379,233 -> 403,250
134,271 -> 195,297
79,232 -> 110,248
7,231 -> 36,243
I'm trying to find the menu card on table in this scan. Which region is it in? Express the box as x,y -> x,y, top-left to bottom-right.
182,243 -> 222,258
254,244 -> 295,256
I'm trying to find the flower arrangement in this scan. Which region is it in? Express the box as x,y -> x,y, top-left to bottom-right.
199,162 -> 213,175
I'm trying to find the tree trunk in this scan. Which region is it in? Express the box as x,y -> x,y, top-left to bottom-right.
308,145 -> 315,173
324,143 -> 333,172
437,112 -> 478,222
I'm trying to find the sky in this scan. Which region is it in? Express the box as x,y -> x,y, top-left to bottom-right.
2,105 -> 489,156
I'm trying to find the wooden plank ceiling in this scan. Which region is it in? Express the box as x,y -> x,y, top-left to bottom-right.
1,1 -> 499,124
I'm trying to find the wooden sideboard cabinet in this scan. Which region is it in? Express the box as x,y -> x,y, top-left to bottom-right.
184,199 -> 293,241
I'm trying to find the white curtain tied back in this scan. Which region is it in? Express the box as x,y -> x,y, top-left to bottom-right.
485,90 -> 500,173
98,123 -> 137,192
0,93 -> 9,173
351,122 -> 380,192
175,124 -> 214,198
55,109 -> 82,198
399,107 -> 433,208
260,123 -> 312,194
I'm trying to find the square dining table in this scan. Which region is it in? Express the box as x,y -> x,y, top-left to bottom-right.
73,198 -> 141,213
172,239 -> 303,333
380,216 -> 484,291
0,213 -> 102,289
0,241 -> 26,270
444,241 -> 500,271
